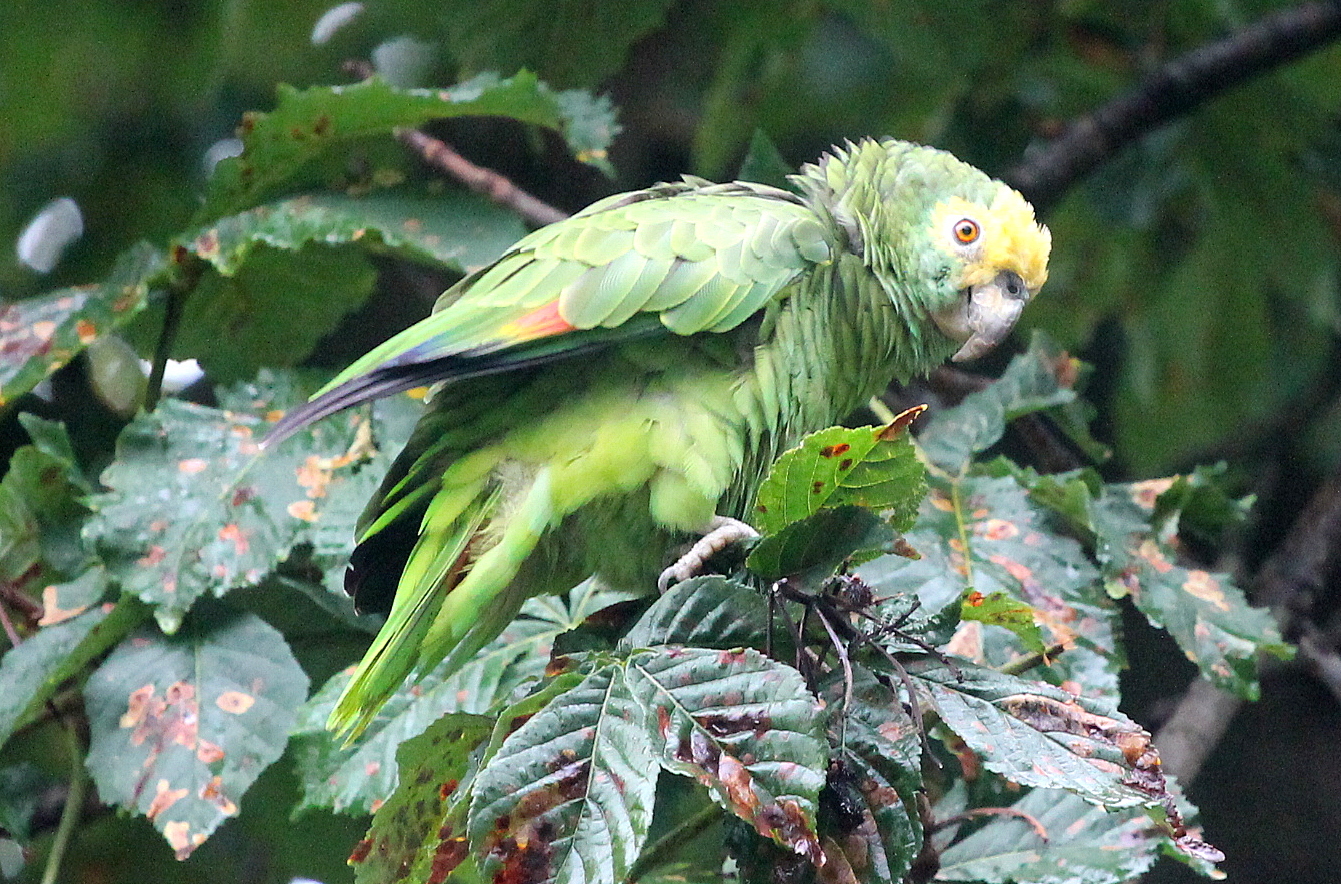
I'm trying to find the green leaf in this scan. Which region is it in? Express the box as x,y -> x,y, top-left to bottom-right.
918,334 -> 1084,473
172,242 -> 377,383
166,188 -> 531,382
293,581 -> 630,815
0,594 -> 150,746
751,421 -> 925,535
188,188 -> 528,278
1092,480 -> 1289,698
0,242 -> 161,411
937,789 -> 1161,884
736,130 -> 795,190
83,604 -> 309,858
746,506 -> 893,583
626,647 -> 827,861
960,590 -> 1046,656
622,576 -> 770,651
355,712 -> 494,884
200,73 -> 618,221
871,473 -> 1121,701
908,658 -> 1150,808
469,664 -> 659,884
0,423 -> 91,585
85,373 -> 413,633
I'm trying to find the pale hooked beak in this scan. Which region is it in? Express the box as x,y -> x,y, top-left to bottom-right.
933,270 -> 1031,362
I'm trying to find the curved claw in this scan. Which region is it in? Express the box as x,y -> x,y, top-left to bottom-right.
933,270 -> 1032,363
657,515 -> 759,593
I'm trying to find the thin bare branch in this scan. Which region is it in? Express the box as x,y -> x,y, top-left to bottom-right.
1010,1 -> 1341,208
396,128 -> 571,227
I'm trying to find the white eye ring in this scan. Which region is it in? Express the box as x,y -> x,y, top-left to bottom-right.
952,217 -> 981,245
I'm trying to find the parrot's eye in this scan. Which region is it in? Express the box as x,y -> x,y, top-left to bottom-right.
952,218 -> 981,244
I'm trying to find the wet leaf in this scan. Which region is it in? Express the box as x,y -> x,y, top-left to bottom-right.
200,73 -> 618,221
919,334 -> 1086,474
0,595 -> 149,745
293,584 -> 625,815
1091,481 -> 1289,698
751,417 -> 925,536
627,646 -> 827,863
83,605 -> 308,858
0,242 -> 160,410
355,712 -> 494,884
468,664 -> 658,884
85,372 -> 413,633
937,789 -> 1162,884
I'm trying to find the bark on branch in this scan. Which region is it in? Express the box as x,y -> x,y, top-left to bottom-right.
1009,1 -> 1341,209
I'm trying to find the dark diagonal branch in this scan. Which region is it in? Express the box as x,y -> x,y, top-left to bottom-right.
395,128 -> 571,227
1010,1 -> 1341,208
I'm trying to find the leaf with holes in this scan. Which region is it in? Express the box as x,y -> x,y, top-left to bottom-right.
83,605 -> 308,858
626,647 -> 827,863
468,663 -> 658,884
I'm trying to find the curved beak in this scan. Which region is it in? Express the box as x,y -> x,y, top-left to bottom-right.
933,270 -> 1031,363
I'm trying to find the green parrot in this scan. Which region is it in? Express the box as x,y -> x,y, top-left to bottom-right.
265,137 -> 1051,736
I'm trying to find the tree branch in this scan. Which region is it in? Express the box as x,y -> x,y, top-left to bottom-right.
395,128 -> 571,227
1009,1 -> 1341,208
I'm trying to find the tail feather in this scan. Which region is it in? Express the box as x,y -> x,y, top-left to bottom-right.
327,485 -> 500,739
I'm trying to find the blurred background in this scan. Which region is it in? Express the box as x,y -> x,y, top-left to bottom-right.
3,0 -> 1341,880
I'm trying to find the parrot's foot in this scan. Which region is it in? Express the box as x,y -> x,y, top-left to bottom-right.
657,515 -> 759,592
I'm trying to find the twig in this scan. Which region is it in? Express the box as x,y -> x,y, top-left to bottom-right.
396,128 -> 571,227
39,719 -> 87,884
1149,678 -> 1243,783
1009,1 -> 1341,208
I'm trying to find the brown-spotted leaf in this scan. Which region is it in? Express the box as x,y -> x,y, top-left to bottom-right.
626,647 -> 828,865
0,242 -> 160,411
1092,480 -> 1289,699
355,712 -> 493,884
85,372 -> 420,633
467,664 -> 658,884
908,656 -> 1222,863
83,604 -> 308,858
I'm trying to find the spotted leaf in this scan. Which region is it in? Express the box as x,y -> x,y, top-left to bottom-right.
83,605 -> 308,859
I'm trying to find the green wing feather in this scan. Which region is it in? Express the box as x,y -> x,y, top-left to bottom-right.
263,179 -> 834,445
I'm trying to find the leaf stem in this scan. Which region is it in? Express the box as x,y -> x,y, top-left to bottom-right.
624,802 -> 720,883
145,286 -> 188,411
40,722 -> 87,884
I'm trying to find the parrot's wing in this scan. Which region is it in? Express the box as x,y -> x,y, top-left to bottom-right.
263,179 -> 835,445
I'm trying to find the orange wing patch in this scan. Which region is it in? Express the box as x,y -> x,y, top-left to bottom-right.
498,301 -> 577,342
